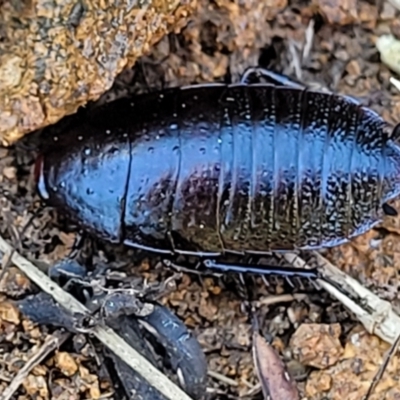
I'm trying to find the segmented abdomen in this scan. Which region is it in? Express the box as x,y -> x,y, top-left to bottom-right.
164,84 -> 388,253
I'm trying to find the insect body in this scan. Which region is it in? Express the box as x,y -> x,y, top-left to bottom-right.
34,68 -> 400,268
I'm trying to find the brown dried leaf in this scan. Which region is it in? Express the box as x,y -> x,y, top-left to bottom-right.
252,331 -> 299,400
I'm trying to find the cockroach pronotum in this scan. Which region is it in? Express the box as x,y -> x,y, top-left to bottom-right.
33,67 -> 400,279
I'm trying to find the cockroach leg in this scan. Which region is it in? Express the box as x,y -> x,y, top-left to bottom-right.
123,239 -> 174,255
383,202 -> 398,216
162,259 -> 214,276
66,232 -> 86,259
201,259 -> 320,280
240,66 -> 305,89
391,123 -> 400,142
239,67 -> 363,106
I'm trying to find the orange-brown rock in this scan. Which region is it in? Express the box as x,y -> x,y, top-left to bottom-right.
0,0 -> 196,146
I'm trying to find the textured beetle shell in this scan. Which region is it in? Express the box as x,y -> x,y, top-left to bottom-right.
35,83 -> 400,256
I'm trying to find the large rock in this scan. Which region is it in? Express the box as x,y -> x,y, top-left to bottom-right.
0,0 -> 196,146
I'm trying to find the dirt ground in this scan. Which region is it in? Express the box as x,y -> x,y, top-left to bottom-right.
1,0 -> 400,399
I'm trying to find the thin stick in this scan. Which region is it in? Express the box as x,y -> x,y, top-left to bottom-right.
302,19 -> 315,62
284,251 -> 400,345
363,331 -> 400,400
0,235 -> 194,400
256,293 -> 307,307
0,331 -> 71,400
207,370 -> 239,387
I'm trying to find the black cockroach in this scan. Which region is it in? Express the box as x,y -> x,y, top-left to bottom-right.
33,67 -> 400,278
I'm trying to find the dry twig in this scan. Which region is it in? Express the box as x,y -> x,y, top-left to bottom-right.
284,251 -> 400,344
302,19 -> 315,63
207,370 -> 239,387
363,331 -> 400,400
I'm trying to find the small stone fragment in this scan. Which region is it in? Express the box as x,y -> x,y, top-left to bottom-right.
90,385 -> 102,399
313,0 -> 358,25
0,301 -> 20,325
305,326 -> 400,399
55,352 -> 79,377
79,365 -> 101,397
380,1 -> 398,20
0,266 -> 32,296
198,294 -> 218,321
391,19 -> 400,40
305,372 -> 332,397
346,59 -> 361,76
289,323 -> 343,369
3,166 -> 16,180
22,374 -> 49,397
358,2 -> 378,29
32,365 -> 48,376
